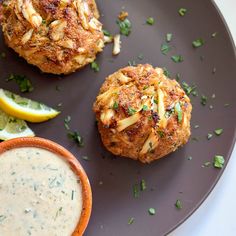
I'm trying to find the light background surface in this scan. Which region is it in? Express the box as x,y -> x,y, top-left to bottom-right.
170,0 -> 236,235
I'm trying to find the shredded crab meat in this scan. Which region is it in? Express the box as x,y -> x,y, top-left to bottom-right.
100,109 -> 115,126
89,17 -> 102,31
96,88 -> 119,103
73,0 -> 90,29
57,39 -> 75,49
113,34 -> 121,55
49,20 -> 67,41
140,128 -> 159,155
20,0 -> 42,28
104,35 -> 113,43
117,113 -> 141,132
157,88 -> 167,128
21,28 -> 34,44
117,72 -> 132,84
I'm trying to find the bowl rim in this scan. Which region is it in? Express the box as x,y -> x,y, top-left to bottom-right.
0,137 -> 92,236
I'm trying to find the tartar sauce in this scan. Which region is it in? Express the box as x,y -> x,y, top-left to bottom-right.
0,147 -> 83,236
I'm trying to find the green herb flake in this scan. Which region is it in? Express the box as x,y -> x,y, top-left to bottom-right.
171,55 -> 184,63
178,8 -> 187,16
148,208 -> 156,215
175,73 -> 180,81
142,105 -> 148,111
175,199 -> 182,209
214,128 -> 223,136
163,67 -> 171,77
113,101 -> 119,110
117,18 -> 132,36
175,102 -> 182,123
211,32 -> 218,38
146,17 -> 155,25
68,131 -> 84,147
166,33 -> 173,42
128,107 -> 137,116
140,179 -> 146,191
7,74 -> 34,93
207,133 -> 213,140
182,82 -> 197,95
102,29 -> 111,37
128,217 -> 135,225
201,95 -> 207,106
138,53 -> 144,60
133,184 -> 139,198
128,60 -> 136,66
64,116 -> 71,130
161,44 -> 171,55
71,190 -> 75,200
214,155 -> 225,169
192,38 -> 204,48
91,61 -> 100,72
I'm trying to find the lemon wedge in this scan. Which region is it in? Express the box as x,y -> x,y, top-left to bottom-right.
0,109 -> 35,140
0,89 -> 60,123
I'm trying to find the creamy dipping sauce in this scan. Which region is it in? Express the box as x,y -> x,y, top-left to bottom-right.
0,147 -> 83,236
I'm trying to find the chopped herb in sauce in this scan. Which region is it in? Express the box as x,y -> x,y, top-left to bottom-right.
128,107 -> 137,116
7,74 -> 34,93
148,208 -> 156,215
175,199 -> 182,209
161,44 -> 171,55
140,179 -> 146,191
166,33 -> 173,42
171,55 -> 184,63
214,128 -> 223,136
0,215 -> 6,223
192,38 -> 204,48
175,102 -> 182,123
214,155 -> 225,168
201,95 -> 207,106
67,131 -> 84,147
90,61 -> 100,72
117,18 -> 132,36
113,101 -> 119,110
128,217 -> 135,225
178,8 -> 187,16
146,17 -> 155,25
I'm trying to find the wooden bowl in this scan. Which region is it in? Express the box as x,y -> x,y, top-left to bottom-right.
0,137 -> 92,236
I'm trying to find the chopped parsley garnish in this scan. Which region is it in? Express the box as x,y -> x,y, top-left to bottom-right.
0,52 -> 6,59
143,85 -> 149,90
175,73 -> 180,81
138,53 -> 144,60
178,8 -> 187,16
163,67 -> 171,77
175,102 -> 182,123
140,179 -> 146,191
102,29 -> 111,37
166,33 -> 173,42
128,217 -> 135,225
192,38 -> 204,48
146,17 -> 155,25
64,116 -> 71,130
128,60 -> 136,66
148,208 -> 156,215
201,95 -> 207,106
182,82 -> 197,96
67,131 -> 84,147
211,32 -> 218,38
91,61 -> 100,72
113,101 -> 119,110
117,18 -> 132,36
214,155 -> 225,169
133,184 -> 139,198
157,130 -> 165,138
7,74 -> 34,93
207,133 -> 213,140
175,199 -> 182,209
142,105 -> 148,111
128,107 -> 137,116
214,128 -> 223,136
161,44 -> 171,55
171,55 -> 184,63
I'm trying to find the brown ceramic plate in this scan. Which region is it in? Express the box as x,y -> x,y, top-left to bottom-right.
0,0 -> 236,235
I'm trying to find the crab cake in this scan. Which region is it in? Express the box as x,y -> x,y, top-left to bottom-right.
0,0 -> 104,74
93,64 -> 192,163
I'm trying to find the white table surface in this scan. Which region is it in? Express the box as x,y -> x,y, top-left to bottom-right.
170,1 -> 236,235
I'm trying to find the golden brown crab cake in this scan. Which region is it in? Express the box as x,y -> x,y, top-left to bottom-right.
93,64 -> 192,163
0,0 -> 104,74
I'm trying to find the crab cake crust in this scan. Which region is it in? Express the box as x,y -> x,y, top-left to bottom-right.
93,64 -> 192,163
0,0 -> 104,74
